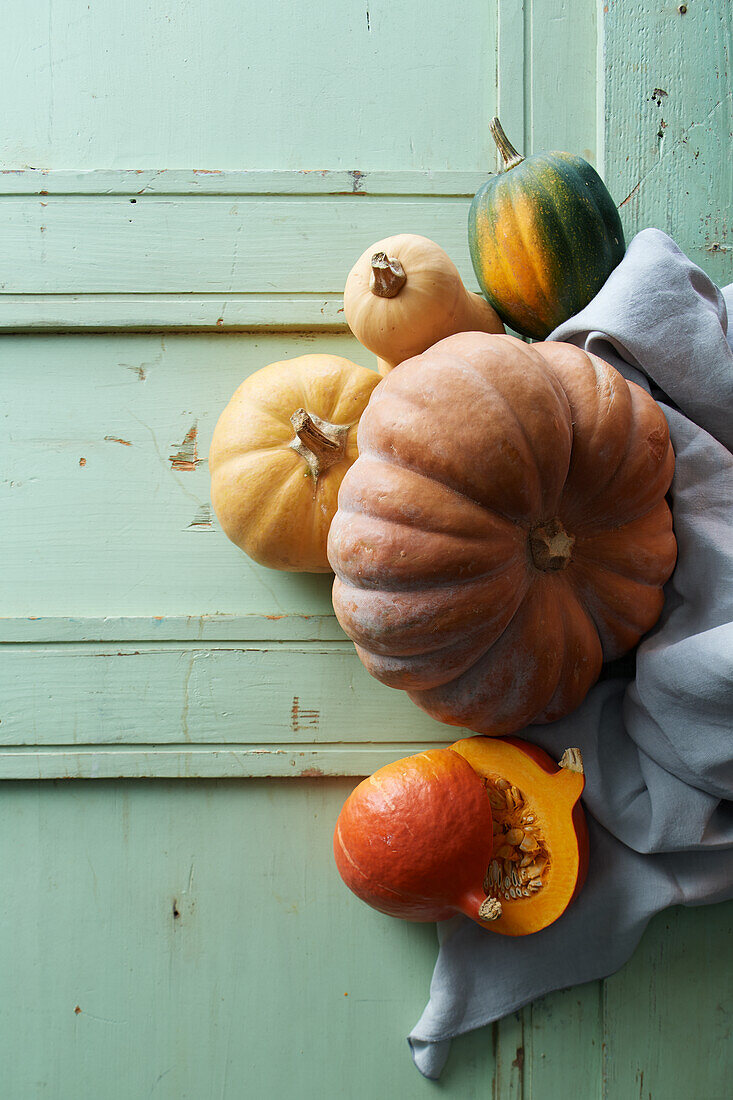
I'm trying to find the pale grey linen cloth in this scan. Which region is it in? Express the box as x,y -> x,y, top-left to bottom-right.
408,230 -> 733,1078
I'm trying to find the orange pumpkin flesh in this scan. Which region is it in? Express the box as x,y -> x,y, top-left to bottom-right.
333,740 -> 587,935
450,737 -> 588,936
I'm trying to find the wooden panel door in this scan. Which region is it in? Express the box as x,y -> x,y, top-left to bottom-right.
2,2 -> 731,1096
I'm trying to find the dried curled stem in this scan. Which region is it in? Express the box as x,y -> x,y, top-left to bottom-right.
489,117 -> 525,171
559,748 -> 584,775
370,252 -> 407,298
289,408 -> 349,481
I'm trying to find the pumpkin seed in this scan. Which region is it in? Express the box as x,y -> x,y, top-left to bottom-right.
519,835 -> 539,853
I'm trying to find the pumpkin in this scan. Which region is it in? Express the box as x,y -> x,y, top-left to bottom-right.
328,333 -> 677,734
344,233 -> 504,375
333,748 -> 501,925
209,354 -> 380,572
450,736 -> 588,936
333,738 -> 587,935
468,118 -> 625,339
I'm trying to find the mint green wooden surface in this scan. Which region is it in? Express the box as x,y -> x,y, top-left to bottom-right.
2,1 -> 731,1096
2,780 -> 732,1098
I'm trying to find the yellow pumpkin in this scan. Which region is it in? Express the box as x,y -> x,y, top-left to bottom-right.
209,354 -> 380,571
344,233 -> 504,374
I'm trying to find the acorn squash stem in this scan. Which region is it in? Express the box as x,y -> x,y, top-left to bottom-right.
489,117 -> 525,171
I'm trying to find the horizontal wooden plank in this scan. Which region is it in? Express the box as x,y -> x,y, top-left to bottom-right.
0,193 -> 481,329
0,196 -> 476,293
0,168 -> 489,197
0,615 -> 346,643
0,743 -> 447,779
0,642 -> 457,748
0,294 -> 349,331
0,332 -> 368,620
3,0 -> 498,178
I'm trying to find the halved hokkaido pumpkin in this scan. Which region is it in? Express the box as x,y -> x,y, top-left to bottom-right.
333,739 -> 588,936
451,736 -> 588,936
333,748 -> 501,925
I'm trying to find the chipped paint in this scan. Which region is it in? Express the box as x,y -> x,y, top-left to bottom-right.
350,169 -> 366,194
291,696 -> 319,732
300,766 -> 325,777
187,504 -> 213,530
79,457 -> 86,467
169,423 -> 201,471
104,436 -> 133,446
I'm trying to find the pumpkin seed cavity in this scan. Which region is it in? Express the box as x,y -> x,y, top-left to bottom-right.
483,776 -> 550,901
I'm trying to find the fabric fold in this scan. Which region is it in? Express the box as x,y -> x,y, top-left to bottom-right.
408,230 -> 733,1077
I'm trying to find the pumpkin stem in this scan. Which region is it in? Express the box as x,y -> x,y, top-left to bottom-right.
370,252 -> 407,298
529,518 -> 575,572
290,408 -> 349,481
478,896 -> 503,922
559,748 -> 584,775
489,117 -> 525,171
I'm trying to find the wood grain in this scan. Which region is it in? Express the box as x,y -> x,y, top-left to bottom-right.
0,641 -> 455,749
603,0 -> 733,284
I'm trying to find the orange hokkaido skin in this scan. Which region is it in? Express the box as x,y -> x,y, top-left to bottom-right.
328,332 -> 677,733
450,737 -> 588,936
333,749 -> 494,922
344,234 -> 504,372
209,354 -> 380,572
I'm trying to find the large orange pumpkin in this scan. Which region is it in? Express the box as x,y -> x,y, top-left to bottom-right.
328,333 -> 677,734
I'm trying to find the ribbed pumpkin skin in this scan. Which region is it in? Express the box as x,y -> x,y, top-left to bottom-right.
209,354 -> 380,572
333,749 -> 494,922
328,333 -> 677,735
468,152 -> 625,339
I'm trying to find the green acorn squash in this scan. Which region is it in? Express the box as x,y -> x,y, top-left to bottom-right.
468,118 -> 625,339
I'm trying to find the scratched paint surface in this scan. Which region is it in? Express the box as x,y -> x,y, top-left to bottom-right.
2,0 -> 732,1096
604,0 -> 732,285
1,0 -> 498,172
0,333 -> 372,619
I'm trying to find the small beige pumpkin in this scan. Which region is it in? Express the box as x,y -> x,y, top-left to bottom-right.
209,354 -> 380,572
344,233 -> 504,374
